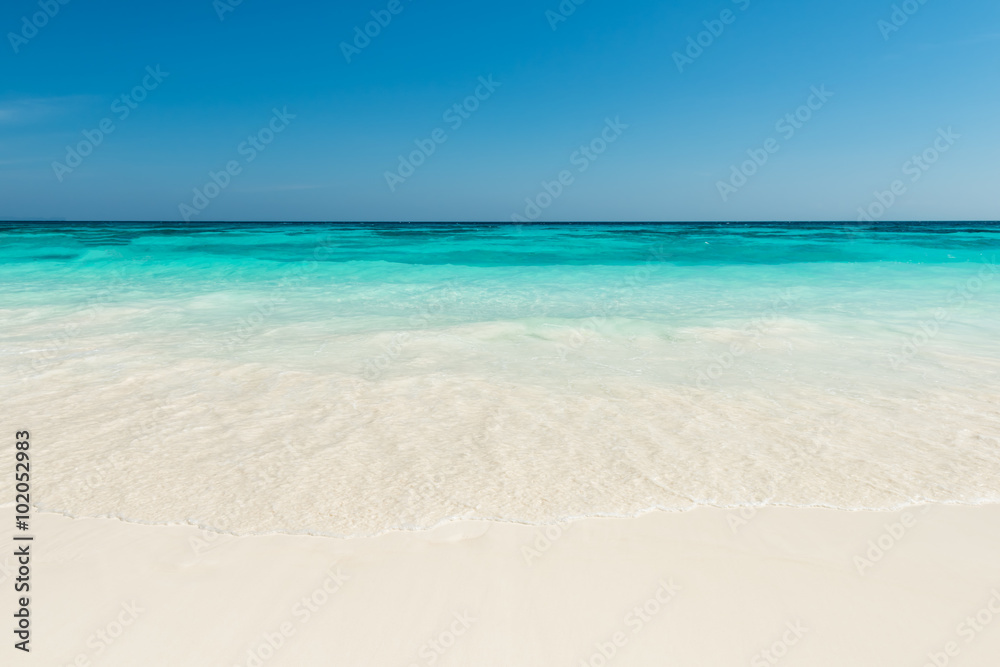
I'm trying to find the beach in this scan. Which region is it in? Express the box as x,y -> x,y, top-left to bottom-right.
6,0 -> 999,659
2,223 -> 998,664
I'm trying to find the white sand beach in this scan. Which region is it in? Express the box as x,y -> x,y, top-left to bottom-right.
6,505 -> 1000,666
5,0 -> 1000,656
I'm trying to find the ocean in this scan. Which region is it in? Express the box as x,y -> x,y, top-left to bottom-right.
2,222 -> 999,536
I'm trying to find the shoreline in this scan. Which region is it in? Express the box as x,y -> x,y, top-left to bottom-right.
17,497 -> 1000,540
6,505 -> 1000,666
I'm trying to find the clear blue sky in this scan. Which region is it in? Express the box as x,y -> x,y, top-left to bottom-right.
1,0 -> 998,221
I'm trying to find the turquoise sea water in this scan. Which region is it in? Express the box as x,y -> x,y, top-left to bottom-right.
2,222 -> 999,536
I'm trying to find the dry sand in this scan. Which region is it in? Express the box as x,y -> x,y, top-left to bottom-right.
4,505 -> 1000,666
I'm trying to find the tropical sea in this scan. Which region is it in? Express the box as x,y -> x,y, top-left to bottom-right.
2,222 -> 998,537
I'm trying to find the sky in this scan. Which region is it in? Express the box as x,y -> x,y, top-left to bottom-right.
0,0 -> 998,222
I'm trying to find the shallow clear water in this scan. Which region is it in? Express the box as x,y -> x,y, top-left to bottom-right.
2,222 -> 999,536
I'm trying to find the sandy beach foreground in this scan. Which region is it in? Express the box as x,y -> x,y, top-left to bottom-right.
4,506 -> 999,666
